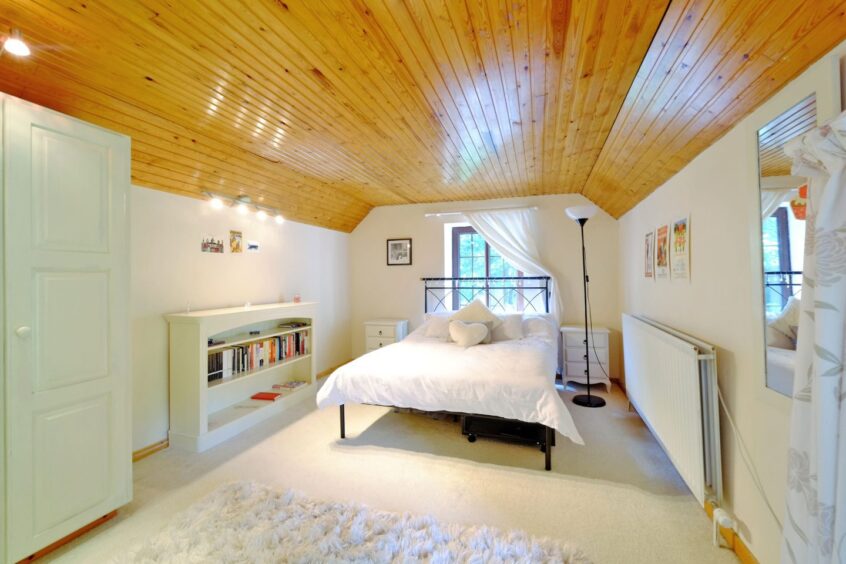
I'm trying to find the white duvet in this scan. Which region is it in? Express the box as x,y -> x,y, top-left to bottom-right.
316,326 -> 583,445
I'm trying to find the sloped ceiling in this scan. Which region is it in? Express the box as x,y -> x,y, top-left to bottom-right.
0,1 -> 844,231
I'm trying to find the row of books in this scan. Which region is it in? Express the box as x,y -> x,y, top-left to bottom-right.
208,330 -> 310,383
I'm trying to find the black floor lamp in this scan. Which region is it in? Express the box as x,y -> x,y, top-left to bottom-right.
565,204 -> 606,408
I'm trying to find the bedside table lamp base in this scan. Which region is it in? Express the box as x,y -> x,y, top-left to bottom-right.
573,393 -> 606,408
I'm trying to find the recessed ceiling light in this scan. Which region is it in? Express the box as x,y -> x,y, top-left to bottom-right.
236,195 -> 251,215
3,29 -> 31,57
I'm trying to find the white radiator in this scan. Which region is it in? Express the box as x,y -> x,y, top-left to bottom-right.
622,314 -> 722,506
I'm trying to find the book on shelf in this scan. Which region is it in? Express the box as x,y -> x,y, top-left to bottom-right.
278,321 -> 308,329
272,380 -> 307,390
207,328 -> 311,382
251,391 -> 281,401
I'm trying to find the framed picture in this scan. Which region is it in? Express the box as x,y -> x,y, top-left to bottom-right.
386,238 -> 412,266
644,231 -> 655,279
655,224 -> 670,279
229,230 -> 243,253
671,216 -> 690,280
201,235 -> 224,253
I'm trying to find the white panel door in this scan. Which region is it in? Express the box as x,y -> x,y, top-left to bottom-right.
4,95 -> 131,562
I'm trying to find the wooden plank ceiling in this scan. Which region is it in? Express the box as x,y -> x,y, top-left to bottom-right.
0,1 -> 844,231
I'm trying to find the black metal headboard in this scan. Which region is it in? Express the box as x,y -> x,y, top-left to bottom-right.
422,276 -> 551,314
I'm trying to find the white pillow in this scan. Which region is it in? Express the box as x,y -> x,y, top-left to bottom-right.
766,325 -> 795,349
768,297 -> 801,344
449,320 -> 488,347
449,300 -> 503,329
423,316 -> 451,340
492,313 -> 523,342
424,311 -> 455,320
522,315 -> 557,340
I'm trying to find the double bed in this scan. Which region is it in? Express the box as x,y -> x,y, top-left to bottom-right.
316,277 -> 583,470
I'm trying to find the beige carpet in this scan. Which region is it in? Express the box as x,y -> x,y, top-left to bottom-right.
46,383 -> 737,563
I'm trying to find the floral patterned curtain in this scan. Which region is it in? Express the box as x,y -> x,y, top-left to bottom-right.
782,110 -> 846,563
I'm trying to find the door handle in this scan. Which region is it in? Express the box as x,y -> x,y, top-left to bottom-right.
16,326 -> 32,338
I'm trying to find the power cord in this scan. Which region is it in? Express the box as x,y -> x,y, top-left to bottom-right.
716,384 -> 784,530
583,248 -> 610,382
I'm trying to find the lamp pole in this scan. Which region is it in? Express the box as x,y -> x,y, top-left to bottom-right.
572,216 -> 605,408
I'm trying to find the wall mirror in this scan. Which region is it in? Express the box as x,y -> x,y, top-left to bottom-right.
756,94 -> 816,396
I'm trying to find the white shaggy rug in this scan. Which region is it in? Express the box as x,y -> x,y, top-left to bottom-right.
120,481 -> 589,563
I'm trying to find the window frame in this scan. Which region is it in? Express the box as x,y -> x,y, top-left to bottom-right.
450,226 -> 523,310
763,207 -> 793,312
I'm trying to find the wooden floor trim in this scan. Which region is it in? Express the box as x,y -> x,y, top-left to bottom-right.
132,439 -> 169,462
17,511 -> 117,563
317,359 -> 351,380
704,501 -> 759,564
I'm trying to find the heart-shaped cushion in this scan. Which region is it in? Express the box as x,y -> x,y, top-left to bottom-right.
449,320 -> 489,348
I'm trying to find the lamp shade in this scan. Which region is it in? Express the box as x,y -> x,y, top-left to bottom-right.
565,204 -> 598,222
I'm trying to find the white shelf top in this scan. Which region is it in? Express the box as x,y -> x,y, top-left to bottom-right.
364,318 -> 408,325
560,324 -> 610,333
165,301 -> 317,321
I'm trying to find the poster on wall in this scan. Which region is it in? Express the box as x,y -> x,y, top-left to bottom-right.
644,231 -> 655,279
247,240 -> 260,253
201,235 -> 224,253
230,230 -> 243,253
671,216 -> 690,280
655,224 -> 670,279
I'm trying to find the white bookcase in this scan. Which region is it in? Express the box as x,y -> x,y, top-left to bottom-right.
165,302 -> 317,452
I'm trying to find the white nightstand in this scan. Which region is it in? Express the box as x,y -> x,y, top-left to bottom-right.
560,325 -> 612,392
364,319 -> 408,353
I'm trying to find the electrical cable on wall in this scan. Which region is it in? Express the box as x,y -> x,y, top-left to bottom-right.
584,246 -> 610,381
716,386 -> 784,530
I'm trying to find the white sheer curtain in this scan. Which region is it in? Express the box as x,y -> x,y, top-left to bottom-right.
782,110 -> 846,563
464,208 -> 562,322
761,188 -> 794,219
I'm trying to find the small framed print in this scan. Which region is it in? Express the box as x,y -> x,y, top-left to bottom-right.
644,231 -> 655,279
230,230 -> 243,253
386,238 -> 412,266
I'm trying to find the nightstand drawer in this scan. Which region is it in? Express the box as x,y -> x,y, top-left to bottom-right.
565,361 -> 606,378
563,332 -> 608,349
366,336 -> 395,350
366,325 -> 396,338
565,346 -> 608,364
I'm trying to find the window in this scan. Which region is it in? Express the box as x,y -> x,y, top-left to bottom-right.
762,207 -> 794,316
450,226 -> 522,310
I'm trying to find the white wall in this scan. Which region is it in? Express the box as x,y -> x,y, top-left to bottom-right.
618,41 -> 845,564
130,187 -> 351,450
348,194 -> 620,363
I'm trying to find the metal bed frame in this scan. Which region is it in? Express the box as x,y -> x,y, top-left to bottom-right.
764,270 -> 802,302
338,276 -> 556,471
